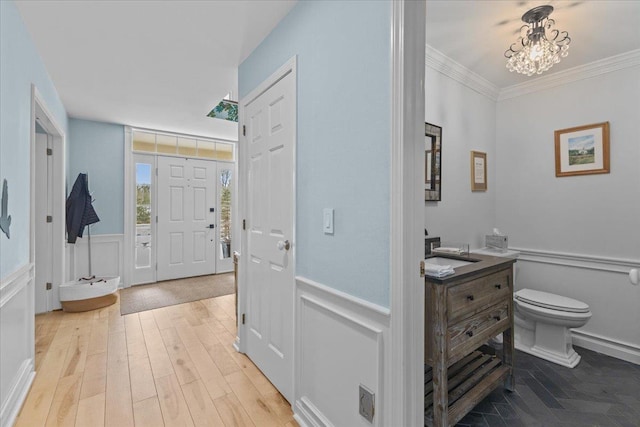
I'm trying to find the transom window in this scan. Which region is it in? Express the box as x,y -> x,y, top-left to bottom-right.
132,129 -> 235,161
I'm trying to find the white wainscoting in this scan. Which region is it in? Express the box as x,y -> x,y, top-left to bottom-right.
66,234 -> 124,287
0,264 -> 35,427
512,248 -> 640,364
294,277 -> 391,427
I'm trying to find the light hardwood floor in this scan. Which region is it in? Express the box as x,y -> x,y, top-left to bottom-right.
15,292 -> 297,427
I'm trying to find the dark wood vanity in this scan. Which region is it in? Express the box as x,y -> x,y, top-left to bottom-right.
424,254 -> 516,427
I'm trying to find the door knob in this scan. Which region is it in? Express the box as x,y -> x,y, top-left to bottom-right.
277,240 -> 291,251
206,224 -> 215,229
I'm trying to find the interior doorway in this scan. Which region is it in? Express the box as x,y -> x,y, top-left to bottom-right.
30,85 -> 66,313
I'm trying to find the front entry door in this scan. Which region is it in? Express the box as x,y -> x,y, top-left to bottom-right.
157,156 -> 216,281
244,68 -> 295,402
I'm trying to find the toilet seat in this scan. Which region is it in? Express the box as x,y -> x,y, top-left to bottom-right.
515,289 -> 590,313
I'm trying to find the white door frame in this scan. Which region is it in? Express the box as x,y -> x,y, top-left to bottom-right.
389,2 -> 426,425
236,56 -> 297,358
124,127 -> 238,287
30,84 -> 66,312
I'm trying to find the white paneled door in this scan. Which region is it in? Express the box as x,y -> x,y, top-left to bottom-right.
157,156 -> 217,281
244,68 -> 295,402
34,132 -> 53,313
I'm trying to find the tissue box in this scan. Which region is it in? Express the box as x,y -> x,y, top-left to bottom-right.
485,235 -> 508,250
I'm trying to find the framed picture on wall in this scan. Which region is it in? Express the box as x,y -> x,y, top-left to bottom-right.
470,151 -> 487,192
554,122 -> 610,177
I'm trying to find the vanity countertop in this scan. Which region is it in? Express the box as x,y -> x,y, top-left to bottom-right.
425,253 -> 516,285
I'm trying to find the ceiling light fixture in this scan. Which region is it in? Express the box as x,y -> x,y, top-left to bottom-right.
504,5 -> 571,76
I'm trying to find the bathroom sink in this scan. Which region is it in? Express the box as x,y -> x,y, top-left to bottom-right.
425,257 -> 473,269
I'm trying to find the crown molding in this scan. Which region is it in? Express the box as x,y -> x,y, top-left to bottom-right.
498,49 -> 640,101
425,45 -> 500,101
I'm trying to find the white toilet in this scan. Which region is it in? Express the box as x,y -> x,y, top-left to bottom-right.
514,288 -> 592,368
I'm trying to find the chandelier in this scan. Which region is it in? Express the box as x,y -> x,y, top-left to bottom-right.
504,5 -> 571,76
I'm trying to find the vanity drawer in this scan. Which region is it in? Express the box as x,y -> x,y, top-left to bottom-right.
448,270 -> 511,322
448,302 -> 510,361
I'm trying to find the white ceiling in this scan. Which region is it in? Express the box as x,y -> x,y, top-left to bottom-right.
17,0 -> 639,135
16,0 -> 296,141
426,0 -> 640,89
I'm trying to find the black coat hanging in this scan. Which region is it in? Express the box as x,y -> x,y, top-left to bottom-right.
66,173 -> 100,244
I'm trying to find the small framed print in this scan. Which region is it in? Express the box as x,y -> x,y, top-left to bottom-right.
470,151 -> 487,192
555,122 -> 610,177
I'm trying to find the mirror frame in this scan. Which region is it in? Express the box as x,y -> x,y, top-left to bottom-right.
425,122 -> 442,201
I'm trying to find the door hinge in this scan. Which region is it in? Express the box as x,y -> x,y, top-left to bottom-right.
46,282 -> 52,290
46,148 -> 53,156
419,260 -> 425,278
242,219 -> 246,230
156,167 -> 158,176
242,125 -> 246,136
241,313 -> 245,325
46,215 -> 53,223
156,215 -> 158,223
155,263 -> 158,270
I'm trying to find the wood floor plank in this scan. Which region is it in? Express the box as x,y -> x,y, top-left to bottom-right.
184,343 -> 231,400
61,331 -> 89,378
75,392 -> 105,427
80,352 -> 107,400
152,307 -> 174,330
154,374 -> 195,427
173,317 -> 201,349
130,356 -> 157,403
87,319 -> 109,356
160,327 -> 200,385
105,363 -> 134,427
142,325 -> 175,379
45,372 -> 82,427
213,393 -> 255,427
262,391 -> 295,425
125,313 -> 149,360
206,342 -> 241,376
181,380 -> 225,427
132,396 -> 165,427
224,371 -> 280,427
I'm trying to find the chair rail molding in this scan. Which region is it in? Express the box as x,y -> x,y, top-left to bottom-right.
511,247 -> 640,274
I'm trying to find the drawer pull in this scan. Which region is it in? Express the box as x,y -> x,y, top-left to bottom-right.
466,331 -> 474,337
494,284 -> 502,289
493,316 -> 501,321
466,295 -> 475,302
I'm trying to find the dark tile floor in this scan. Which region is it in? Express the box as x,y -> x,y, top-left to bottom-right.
426,347 -> 640,427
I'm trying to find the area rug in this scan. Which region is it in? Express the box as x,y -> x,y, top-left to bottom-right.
119,273 -> 234,315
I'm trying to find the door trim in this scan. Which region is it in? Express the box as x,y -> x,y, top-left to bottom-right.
389,1 -> 426,425
30,84 -> 66,312
237,55 -> 298,361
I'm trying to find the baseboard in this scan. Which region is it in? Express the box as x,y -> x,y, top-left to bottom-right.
295,397 -> 333,427
0,358 -> 35,427
572,330 -> 640,365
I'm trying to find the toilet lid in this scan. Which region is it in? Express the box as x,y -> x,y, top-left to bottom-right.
515,289 -> 590,313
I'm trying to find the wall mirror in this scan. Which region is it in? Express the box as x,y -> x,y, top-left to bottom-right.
425,122 -> 442,201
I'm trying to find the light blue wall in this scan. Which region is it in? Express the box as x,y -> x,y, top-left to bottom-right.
0,0 -> 69,279
68,119 -> 124,235
239,1 -> 392,307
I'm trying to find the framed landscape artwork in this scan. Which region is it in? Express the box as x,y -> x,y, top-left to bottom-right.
555,122 -> 610,177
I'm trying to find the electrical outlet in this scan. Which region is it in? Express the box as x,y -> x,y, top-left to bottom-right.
359,385 -> 375,423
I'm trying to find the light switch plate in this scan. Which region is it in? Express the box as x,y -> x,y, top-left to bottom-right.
323,208 -> 334,234
359,384 -> 375,423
